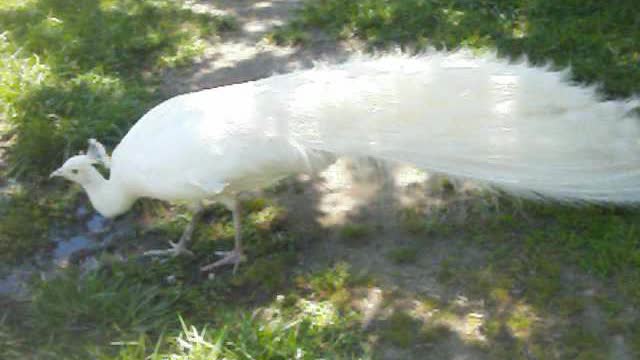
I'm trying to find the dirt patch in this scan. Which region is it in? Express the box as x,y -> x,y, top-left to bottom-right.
162,0 -> 362,96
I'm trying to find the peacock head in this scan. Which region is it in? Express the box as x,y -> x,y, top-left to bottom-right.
50,139 -> 109,185
50,154 -> 100,185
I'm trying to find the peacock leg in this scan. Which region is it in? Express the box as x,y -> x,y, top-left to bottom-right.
201,196 -> 246,274
143,205 -> 202,257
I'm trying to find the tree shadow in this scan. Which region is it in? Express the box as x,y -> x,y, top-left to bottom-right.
0,0 -> 232,77
257,150 -> 639,358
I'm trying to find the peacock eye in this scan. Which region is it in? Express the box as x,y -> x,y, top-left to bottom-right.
71,169 -> 79,175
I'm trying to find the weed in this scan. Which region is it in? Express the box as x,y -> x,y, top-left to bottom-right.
0,186 -> 78,263
398,208 -> 428,235
420,324 -> 453,345
246,202 -> 287,233
304,262 -> 351,296
381,310 -> 420,348
231,253 -> 295,293
506,304 -> 536,339
340,223 -> 372,246
0,192 -> 51,263
387,246 -> 419,265
266,25 -> 310,45
557,296 -> 586,317
436,257 -> 455,284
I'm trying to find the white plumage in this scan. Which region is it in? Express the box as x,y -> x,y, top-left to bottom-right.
51,51 -> 640,270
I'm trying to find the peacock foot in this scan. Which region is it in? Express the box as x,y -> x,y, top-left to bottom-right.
143,240 -> 194,257
200,249 -> 246,274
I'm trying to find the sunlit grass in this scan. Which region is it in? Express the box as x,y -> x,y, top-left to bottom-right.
272,0 -> 640,99
0,0 -> 235,179
2,258 -> 369,359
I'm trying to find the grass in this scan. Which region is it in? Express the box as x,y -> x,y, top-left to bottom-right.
0,186 -> 80,263
272,0 -> 640,99
0,314 -> 24,358
31,269 -> 181,334
1,254 -> 369,359
387,247 -> 419,265
0,191 -> 53,263
4,191 -> 640,358
0,198 -> 368,357
3,0 -> 640,358
101,302 -> 364,360
340,223 -> 373,247
0,0 -> 235,180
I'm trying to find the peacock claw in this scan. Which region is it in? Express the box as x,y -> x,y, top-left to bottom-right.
200,249 -> 246,274
143,241 -> 194,257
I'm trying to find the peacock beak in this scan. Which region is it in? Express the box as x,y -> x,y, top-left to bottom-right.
49,168 -> 62,178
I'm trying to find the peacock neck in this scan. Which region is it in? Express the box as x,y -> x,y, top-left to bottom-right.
82,167 -> 136,218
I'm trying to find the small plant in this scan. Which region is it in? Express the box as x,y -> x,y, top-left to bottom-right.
420,324 -> 453,345
267,24 -> 311,45
382,310 -> 420,348
247,203 -> 287,233
340,223 -> 372,247
398,208 -> 428,235
0,192 -> 51,263
0,187 -> 76,263
387,246 -> 419,265
231,253 -> 295,293
304,262 -> 351,296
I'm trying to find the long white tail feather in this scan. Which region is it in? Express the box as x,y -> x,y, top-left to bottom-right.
282,52 -> 640,203
134,50 -> 640,203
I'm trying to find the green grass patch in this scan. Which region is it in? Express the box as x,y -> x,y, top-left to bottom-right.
103,300 -> 364,359
435,199 -> 640,303
0,313 -> 26,358
0,0 -> 234,179
0,186 -> 79,263
559,327 -> 608,359
387,246 -> 419,265
31,268 -> 181,334
0,191 -> 52,263
0,261 -> 192,358
381,310 -> 421,348
275,0 -> 640,99
3,256 -> 368,359
419,324 -> 454,346
398,208 -> 429,235
305,261 -> 351,295
340,223 -> 373,247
